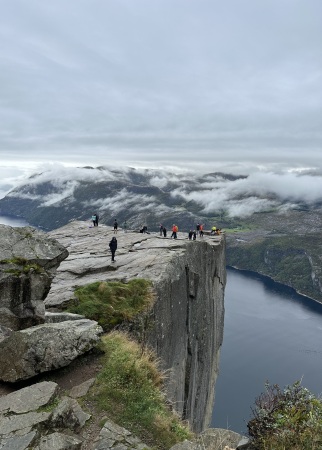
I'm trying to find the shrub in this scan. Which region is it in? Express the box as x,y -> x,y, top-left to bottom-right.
248,381 -> 322,449
66,279 -> 153,331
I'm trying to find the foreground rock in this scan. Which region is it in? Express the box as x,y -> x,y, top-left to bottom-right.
0,319 -> 102,382
0,380 -> 249,450
47,221 -> 226,433
0,381 -> 90,450
0,225 -> 68,330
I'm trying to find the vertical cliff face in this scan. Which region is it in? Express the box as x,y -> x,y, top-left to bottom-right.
46,222 -> 226,432
146,240 -> 226,433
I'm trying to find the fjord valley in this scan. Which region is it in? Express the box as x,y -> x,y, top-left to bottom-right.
1,165 -> 322,303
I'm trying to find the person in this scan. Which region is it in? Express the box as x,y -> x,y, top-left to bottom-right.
171,224 -> 178,239
188,230 -> 193,240
113,219 -> 118,234
159,224 -> 164,236
196,223 -> 200,234
95,213 -> 99,227
109,236 -> 117,262
193,230 -> 197,240
163,226 -> 167,237
199,224 -> 204,237
91,214 -> 97,227
210,226 -> 217,235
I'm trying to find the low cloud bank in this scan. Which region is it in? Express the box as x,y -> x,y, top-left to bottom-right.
6,165 -> 322,218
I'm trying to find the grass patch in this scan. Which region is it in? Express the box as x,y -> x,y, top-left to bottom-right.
66,279 -> 154,331
89,332 -> 192,449
248,381 -> 322,450
1,257 -> 44,274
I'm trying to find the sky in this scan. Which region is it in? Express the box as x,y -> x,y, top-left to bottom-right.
0,0 -> 322,196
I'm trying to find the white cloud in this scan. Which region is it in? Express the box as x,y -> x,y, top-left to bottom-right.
0,0 -> 321,171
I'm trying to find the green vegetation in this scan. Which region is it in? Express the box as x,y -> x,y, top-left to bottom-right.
67,279 -> 154,331
227,235 -> 322,301
0,257 -> 44,275
248,381 -> 322,450
88,332 -> 192,449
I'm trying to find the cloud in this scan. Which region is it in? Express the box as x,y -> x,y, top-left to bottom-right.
0,0 -> 321,171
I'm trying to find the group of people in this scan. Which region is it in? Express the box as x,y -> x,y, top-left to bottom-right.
91,213 -> 221,263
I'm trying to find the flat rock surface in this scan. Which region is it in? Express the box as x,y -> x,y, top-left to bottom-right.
46,221 -> 223,309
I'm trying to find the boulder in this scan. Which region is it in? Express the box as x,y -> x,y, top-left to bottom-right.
0,319 -> 103,382
0,225 -> 68,330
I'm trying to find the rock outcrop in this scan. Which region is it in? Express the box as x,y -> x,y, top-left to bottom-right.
47,221 -> 226,433
0,319 -> 103,382
0,225 -> 68,330
0,380 -> 249,450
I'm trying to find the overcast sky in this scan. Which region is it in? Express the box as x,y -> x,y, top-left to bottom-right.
1,0 -> 322,189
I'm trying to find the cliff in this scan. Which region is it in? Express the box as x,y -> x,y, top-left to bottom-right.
46,221 -> 226,432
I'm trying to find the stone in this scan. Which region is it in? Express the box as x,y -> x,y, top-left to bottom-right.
35,432 -> 82,450
93,419 -> 150,450
0,319 -> 103,382
0,225 -> 68,330
0,411 -> 51,436
0,431 -> 37,450
0,381 -> 58,414
50,397 -> 91,431
69,378 -> 95,398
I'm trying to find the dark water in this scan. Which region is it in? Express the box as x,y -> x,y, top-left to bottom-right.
211,267 -> 322,434
0,214 -> 29,227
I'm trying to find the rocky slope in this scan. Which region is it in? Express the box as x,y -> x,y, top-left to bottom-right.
0,221 -> 232,449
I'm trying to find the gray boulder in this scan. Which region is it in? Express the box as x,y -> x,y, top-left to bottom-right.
0,319 -> 103,382
0,225 -> 68,330
0,381 -> 58,414
35,432 -> 82,450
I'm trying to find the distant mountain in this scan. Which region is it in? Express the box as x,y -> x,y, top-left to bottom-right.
0,166 -> 249,231
1,165 -> 322,301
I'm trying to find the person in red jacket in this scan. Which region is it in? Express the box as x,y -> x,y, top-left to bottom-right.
171,224 -> 178,239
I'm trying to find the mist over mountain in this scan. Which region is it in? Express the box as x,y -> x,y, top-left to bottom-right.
1,165 -> 322,231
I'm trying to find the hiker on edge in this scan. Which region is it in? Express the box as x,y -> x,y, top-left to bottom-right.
193,230 -> 197,240
113,219 -> 118,233
199,224 -> 204,237
188,230 -> 193,240
109,236 -> 117,262
159,224 -> 164,236
163,226 -> 167,237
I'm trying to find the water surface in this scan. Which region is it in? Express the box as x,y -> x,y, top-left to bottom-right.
211,267 -> 322,434
0,214 -> 29,227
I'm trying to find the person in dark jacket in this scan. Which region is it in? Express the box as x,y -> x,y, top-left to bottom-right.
109,236 -> 117,262
113,219 -> 118,234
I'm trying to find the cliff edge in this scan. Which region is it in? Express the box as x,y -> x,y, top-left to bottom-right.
47,221 -> 226,432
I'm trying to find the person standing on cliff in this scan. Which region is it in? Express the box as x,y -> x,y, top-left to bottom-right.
109,236 -> 117,262
113,219 -> 118,234
91,214 -> 99,227
163,226 -> 167,237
